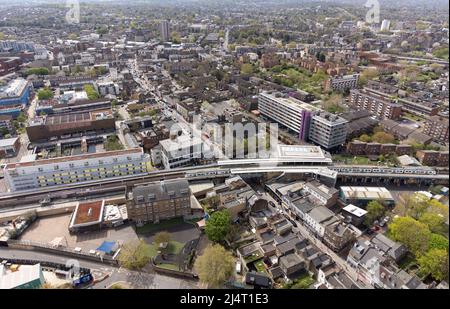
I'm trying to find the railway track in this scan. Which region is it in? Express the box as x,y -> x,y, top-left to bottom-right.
1,163 -> 448,208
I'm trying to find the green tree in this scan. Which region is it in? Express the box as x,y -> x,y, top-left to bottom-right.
25,67 -> 49,76
241,63 -> 254,75
287,42 -> 297,49
358,134 -> 372,143
0,32 -> 4,40
372,132 -> 395,144
16,112 -> 27,123
402,192 -> 430,220
171,31 -> 181,44
364,201 -> 386,226
418,249 -> 448,281
68,33 -> 78,40
419,213 -> 446,234
358,68 -> 379,87
322,94 -> 344,114
37,88 -> 54,100
194,244 -> 234,288
0,127 -> 9,136
104,134 -> 124,151
427,199 -> 449,220
118,240 -> 152,270
205,210 -> 232,242
153,231 -> 171,246
201,195 -> 221,212
388,216 -> 431,256
432,47 -> 449,61
429,233 -> 449,251
84,84 -> 100,100
96,27 -> 108,35
72,65 -> 83,74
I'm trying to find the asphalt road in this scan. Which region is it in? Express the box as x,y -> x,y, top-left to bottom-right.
0,247 -> 198,289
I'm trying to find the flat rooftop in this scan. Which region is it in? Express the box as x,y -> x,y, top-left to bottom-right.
71,200 -> 104,226
29,109 -> 113,127
342,204 -> 368,217
340,186 -> 394,201
0,78 -> 28,99
5,148 -> 143,169
260,92 -> 320,112
0,137 -> 19,148
160,135 -> 203,152
277,145 -> 330,161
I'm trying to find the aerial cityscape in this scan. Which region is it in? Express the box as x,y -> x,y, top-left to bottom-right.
0,0 -> 448,291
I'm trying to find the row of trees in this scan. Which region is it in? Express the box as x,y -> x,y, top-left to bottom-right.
200,209 -> 236,287
358,131 -> 396,144
25,67 -> 49,76
389,193 -> 449,281
83,84 -> 100,100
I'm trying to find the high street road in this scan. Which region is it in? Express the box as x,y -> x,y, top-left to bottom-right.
255,186 -> 360,284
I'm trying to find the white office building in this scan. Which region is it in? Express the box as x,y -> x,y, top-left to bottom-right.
309,112 -> 348,149
3,148 -> 151,192
258,92 -> 320,140
160,134 -> 211,169
380,20 -> 391,32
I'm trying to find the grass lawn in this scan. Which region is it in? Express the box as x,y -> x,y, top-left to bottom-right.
333,155 -> 374,165
135,217 -> 185,234
403,112 -> 425,122
157,263 -> 180,271
167,241 -> 184,254
145,241 -> 185,258
284,272 -> 316,289
254,259 -> 266,273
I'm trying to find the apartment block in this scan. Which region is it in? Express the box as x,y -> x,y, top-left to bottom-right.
346,141 -> 412,156
3,148 -> 151,191
309,112 -> 348,149
346,140 -> 367,155
258,92 -> 320,140
416,150 -> 449,167
363,81 -> 440,117
350,88 -> 402,120
324,74 -> 359,92
398,97 -> 439,117
126,179 -> 191,224
423,116 -> 449,145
